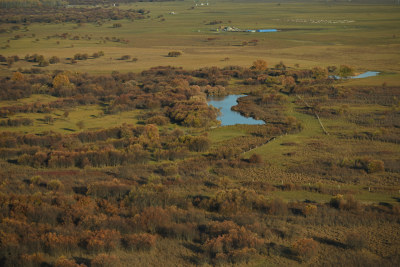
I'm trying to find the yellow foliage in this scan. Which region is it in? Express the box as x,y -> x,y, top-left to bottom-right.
53,74 -> 70,89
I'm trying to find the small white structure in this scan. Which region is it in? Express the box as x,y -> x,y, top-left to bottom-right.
198,2 -> 209,6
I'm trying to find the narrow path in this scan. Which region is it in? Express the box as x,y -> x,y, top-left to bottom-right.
296,95 -> 329,135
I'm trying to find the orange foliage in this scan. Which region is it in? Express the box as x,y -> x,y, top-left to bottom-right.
84,230 -> 121,252
292,238 -> 319,262
55,256 -> 86,267
122,233 -> 157,251
91,254 -> 119,267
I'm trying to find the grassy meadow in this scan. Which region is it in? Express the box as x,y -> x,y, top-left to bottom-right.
1,0 -> 400,78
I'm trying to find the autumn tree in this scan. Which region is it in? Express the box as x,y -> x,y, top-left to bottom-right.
122,233 -> 157,251
167,51 -> 182,57
312,66 -> 328,80
53,73 -> 70,89
291,238 -> 319,262
251,59 -> 268,72
248,153 -> 263,164
337,65 -> 355,78
11,71 -> 24,81
188,136 -> 211,152
49,56 -> 60,64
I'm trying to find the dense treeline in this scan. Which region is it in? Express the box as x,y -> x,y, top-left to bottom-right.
66,0 -> 177,5
0,0 -> 177,9
0,0 -> 65,8
0,6 -> 148,24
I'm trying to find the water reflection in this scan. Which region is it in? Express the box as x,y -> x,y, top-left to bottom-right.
207,95 -> 265,126
351,71 -> 380,79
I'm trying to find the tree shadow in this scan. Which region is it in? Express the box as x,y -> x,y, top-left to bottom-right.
72,186 -> 88,195
379,202 -> 393,208
73,257 -> 91,267
268,242 -> 298,261
313,236 -> 346,249
181,242 -> 207,265
61,128 -> 76,132
182,242 -> 204,254
7,159 -> 18,165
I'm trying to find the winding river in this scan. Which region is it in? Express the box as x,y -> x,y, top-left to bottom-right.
207,95 -> 265,126
208,71 -> 379,126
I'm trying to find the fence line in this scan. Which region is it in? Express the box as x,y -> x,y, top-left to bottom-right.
296,95 -> 329,135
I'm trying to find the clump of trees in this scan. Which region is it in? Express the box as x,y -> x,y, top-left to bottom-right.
167,51 -> 182,57
337,64 -> 355,78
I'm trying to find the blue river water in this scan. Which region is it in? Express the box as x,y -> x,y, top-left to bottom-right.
351,71 -> 380,79
331,71 -> 380,79
208,72 -> 379,126
207,95 -> 265,126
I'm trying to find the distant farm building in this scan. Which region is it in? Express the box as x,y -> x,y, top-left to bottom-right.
217,26 -> 279,33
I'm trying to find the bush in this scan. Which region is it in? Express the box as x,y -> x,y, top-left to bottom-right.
74,53 -> 88,60
188,136 -> 211,152
91,254 -> 119,267
55,256 -> 84,267
248,153 -> 263,164
47,179 -> 63,191
146,115 -> 169,126
291,238 -> 319,262
329,194 -> 360,211
303,204 -> 317,216
329,194 -> 344,209
345,232 -> 366,250
367,160 -> 384,173
251,59 -> 267,71
120,55 -> 131,60
85,230 -> 121,252
30,175 -> 43,186
355,157 -> 385,173
337,65 -> 355,78
203,225 -> 264,263
38,59 -> 49,67
167,51 -> 182,57
122,233 -> 157,251
49,56 -> 60,64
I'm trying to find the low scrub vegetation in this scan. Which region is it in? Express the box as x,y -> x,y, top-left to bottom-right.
0,46 -> 398,266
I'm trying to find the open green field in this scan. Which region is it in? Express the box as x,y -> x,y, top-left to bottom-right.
1,0 -> 400,83
0,103 -> 142,134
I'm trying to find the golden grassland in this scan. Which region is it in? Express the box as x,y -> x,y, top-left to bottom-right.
0,1 -> 399,81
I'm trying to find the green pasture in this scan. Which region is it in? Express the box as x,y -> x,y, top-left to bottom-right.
209,125 -> 249,143
272,185 -> 399,204
0,94 -> 58,108
0,104 -> 141,134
